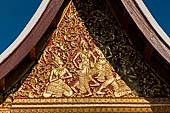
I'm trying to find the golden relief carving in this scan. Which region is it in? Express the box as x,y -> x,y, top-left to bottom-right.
12,0 -> 135,99
43,56 -> 73,98
1,0 -> 170,112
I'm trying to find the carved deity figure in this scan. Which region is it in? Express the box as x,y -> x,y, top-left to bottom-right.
43,56 -> 73,97
73,39 -> 96,96
93,47 -> 117,95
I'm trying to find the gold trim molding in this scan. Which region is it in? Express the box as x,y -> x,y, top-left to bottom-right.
1,98 -> 170,113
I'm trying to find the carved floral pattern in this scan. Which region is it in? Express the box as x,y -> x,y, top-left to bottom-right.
73,0 -> 170,97
12,1 -> 135,98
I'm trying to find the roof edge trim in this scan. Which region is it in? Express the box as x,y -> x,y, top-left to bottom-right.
0,0 -> 50,63
135,0 -> 170,47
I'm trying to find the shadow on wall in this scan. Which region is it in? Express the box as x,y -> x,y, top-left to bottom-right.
72,0 -> 170,98
72,0 -> 170,111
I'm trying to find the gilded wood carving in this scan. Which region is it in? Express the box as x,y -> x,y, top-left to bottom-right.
1,0 -> 170,112
12,1 -> 134,98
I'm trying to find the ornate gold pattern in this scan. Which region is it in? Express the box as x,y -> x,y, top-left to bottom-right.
12,1 -> 135,98
1,0 -> 170,112
1,98 -> 170,112
74,0 -> 170,97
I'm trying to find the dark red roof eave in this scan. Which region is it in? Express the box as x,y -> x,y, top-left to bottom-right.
0,0 -> 64,79
121,0 -> 170,64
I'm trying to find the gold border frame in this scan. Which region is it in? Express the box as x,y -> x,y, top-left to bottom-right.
0,98 -> 170,112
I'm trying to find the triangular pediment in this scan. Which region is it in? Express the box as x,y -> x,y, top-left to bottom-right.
12,0 -> 135,99
1,0 -> 170,112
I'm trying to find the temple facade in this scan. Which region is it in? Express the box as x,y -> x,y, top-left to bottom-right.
0,0 -> 170,112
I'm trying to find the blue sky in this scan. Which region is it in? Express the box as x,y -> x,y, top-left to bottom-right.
0,0 -> 41,54
0,0 -> 170,54
143,0 -> 170,37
